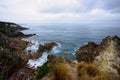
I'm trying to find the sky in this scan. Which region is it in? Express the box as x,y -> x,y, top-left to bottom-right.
0,0 -> 120,24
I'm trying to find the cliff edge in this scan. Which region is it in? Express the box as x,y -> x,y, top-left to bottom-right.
76,36 -> 120,77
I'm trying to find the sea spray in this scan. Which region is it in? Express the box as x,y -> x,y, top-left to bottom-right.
23,39 -> 40,53
26,42 -> 61,68
49,43 -> 61,54
27,52 -> 48,68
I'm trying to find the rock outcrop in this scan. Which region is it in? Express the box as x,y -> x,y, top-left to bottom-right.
31,42 -> 58,59
75,36 -> 120,78
0,21 -> 60,80
94,36 -> 120,77
0,21 -> 34,38
41,36 -> 120,80
0,21 -> 29,79
47,54 -> 70,64
9,66 -> 36,80
1,21 -> 120,80
75,42 -> 98,62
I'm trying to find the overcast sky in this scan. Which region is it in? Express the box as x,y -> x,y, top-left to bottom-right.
0,0 -> 120,24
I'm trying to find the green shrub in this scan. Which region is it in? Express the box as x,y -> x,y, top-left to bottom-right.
112,35 -> 120,41
35,63 -> 50,80
112,35 -> 120,46
0,29 -> 7,34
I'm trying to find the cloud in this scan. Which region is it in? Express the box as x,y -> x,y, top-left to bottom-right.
0,0 -> 120,24
96,0 -> 120,13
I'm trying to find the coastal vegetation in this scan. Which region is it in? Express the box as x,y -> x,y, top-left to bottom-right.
77,62 -> 110,80
51,63 -> 72,80
0,21 -> 120,80
35,63 -> 50,80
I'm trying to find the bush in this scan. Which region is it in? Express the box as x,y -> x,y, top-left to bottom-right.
77,62 -> 100,77
35,63 -> 50,80
0,29 -> 6,34
51,63 -> 72,80
77,62 -> 110,80
80,73 -> 110,80
112,35 -> 120,41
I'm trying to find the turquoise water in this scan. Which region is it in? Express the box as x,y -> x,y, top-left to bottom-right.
22,24 -> 120,60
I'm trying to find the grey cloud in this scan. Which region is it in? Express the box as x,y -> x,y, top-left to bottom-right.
100,0 -> 120,13
1,0 -> 120,13
41,0 -> 120,13
76,0 -> 120,13
80,0 -> 120,13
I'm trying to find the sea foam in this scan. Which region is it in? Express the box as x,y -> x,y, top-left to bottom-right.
27,52 -> 48,68
27,42 -> 61,68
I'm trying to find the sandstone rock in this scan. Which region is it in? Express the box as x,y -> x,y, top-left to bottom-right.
75,36 -> 120,77
94,36 -> 120,76
75,42 -> 98,62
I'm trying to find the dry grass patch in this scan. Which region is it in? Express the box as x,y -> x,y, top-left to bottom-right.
50,63 -> 73,80
77,62 -> 99,77
77,62 -> 110,80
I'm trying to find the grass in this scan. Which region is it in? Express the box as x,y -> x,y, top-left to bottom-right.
51,62 -> 72,80
80,73 -> 110,80
35,63 -> 50,80
77,62 -> 99,77
93,74 -> 110,80
77,62 -> 110,80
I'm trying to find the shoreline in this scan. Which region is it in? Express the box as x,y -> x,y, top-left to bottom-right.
1,21 -> 120,80
0,21 -> 60,79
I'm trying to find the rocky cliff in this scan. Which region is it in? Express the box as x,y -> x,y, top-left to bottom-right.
0,21 -> 29,80
1,21 -> 120,80
0,21 -> 59,80
0,21 -> 34,38
39,36 -> 120,80
75,36 -> 120,78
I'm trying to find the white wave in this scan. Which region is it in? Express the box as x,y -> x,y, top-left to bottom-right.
23,40 -> 40,53
50,46 -> 61,54
84,42 -> 88,45
27,52 -> 48,68
26,41 -> 39,53
27,42 -> 61,68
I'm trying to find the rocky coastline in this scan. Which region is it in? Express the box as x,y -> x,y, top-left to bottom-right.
0,21 -> 58,80
0,21 -> 120,80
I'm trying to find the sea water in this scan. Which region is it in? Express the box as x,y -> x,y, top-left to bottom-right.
22,23 -> 120,68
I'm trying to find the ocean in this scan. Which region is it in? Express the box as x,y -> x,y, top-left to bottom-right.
22,23 -> 120,68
